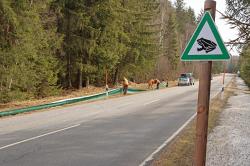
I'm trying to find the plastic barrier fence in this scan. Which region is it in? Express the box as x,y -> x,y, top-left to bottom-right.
0,88 -> 145,117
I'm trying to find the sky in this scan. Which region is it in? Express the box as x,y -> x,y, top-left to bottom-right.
170,0 -> 239,55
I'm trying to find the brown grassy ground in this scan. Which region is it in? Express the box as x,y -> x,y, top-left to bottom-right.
0,80 -> 178,112
152,78 -> 236,166
0,86 -> 106,112
129,80 -> 178,89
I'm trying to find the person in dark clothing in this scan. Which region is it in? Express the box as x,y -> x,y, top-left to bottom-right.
155,79 -> 160,89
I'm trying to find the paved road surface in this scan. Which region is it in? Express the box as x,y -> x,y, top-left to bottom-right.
0,74 -> 233,166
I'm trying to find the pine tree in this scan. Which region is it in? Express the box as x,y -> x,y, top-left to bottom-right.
112,0 -> 161,83
175,0 -> 186,33
0,0 -> 200,102
55,0 -> 126,88
0,0 -> 61,102
240,45 -> 250,85
164,13 -> 179,70
225,0 -> 249,45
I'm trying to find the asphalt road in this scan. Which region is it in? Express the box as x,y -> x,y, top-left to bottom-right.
0,74 -> 233,166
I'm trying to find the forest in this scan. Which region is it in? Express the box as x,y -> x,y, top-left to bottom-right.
1,0 -> 247,103
0,0 -> 200,102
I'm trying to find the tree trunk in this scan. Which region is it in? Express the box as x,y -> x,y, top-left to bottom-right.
78,69 -> 82,89
30,0 -> 33,7
0,81 -> 2,91
8,78 -> 12,90
105,68 -> 108,85
78,57 -> 83,89
85,76 -> 89,88
113,67 -> 119,85
67,54 -> 72,88
66,10 -> 72,89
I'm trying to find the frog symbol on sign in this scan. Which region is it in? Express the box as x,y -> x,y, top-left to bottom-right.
197,38 -> 217,53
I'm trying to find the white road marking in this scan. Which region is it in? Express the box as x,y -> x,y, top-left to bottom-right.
139,76 -> 233,166
0,124 -> 80,150
138,113 -> 197,166
144,100 -> 160,106
118,102 -> 133,108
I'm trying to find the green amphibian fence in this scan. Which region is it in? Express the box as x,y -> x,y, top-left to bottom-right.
0,88 -> 145,117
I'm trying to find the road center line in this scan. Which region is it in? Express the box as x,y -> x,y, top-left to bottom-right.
0,124 -> 80,150
144,99 -> 160,106
118,102 -> 133,108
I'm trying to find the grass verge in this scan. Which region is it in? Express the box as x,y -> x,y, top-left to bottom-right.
0,86 -> 106,112
0,80 -> 178,113
152,78 -> 236,166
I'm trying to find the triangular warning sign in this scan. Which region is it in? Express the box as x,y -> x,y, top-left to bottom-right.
181,11 -> 230,61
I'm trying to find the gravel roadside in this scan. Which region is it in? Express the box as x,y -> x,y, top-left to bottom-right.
206,77 -> 250,166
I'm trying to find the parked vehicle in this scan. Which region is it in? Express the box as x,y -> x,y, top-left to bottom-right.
177,73 -> 195,86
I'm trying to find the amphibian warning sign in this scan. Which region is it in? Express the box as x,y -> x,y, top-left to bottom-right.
181,11 -> 230,61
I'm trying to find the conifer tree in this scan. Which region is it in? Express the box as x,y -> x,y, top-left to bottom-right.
112,0 -> 160,83
164,13 -> 179,70
0,0 -> 200,102
240,45 -> 250,85
0,0 -> 61,102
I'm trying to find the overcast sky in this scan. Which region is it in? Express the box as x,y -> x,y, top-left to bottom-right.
170,0 -> 239,55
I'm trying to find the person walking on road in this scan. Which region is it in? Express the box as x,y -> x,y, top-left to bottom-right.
123,77 -> 129,95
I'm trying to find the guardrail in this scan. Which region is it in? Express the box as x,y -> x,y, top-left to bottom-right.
0,88 -> 145,117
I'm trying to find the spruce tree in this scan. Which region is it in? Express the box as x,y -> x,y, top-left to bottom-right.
0,0 -> 61,102
164,13 -> 179,70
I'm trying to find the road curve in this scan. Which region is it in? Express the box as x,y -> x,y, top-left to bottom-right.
0,74 -> 233,166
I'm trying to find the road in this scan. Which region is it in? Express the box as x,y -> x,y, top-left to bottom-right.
0,74 -> 233,166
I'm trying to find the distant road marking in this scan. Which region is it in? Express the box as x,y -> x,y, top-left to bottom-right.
118,102 -> 134,108
0,124 -> 80,150
139,113 -> 197,166
144,100 -> 160,106
139,76 -> 233,166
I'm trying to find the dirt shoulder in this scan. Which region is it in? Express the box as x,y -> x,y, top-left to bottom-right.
0,86 -> 106,112
0,81 -> 178,113
151,77 -> 236,166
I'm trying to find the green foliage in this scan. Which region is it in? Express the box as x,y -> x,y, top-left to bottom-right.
225,0 -> 249,45
0,0 -> 198,103
225,0 -> 249,85
240,45 -> 250,86
212,62 -> 224,74
0,0 -> 61,102
175,0 -> 187,33
0,89 -> 33,103
164,13 -> 179,70
115,0 -> 160,80
54,0 -> 161,86
162,0 -> 196,73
